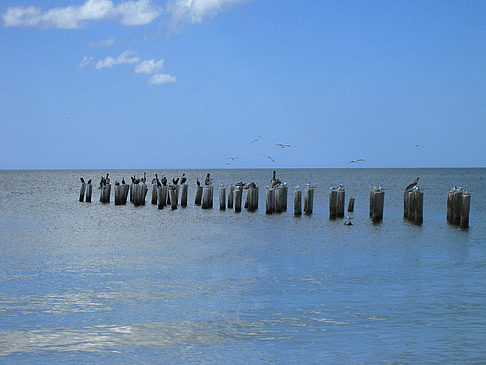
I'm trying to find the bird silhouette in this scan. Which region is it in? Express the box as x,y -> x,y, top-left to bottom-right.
405,177 -> 419,191
251,136 -> 261,143
348,158 -> 365,164
276,143 -> 291,148
263,154 -> 275,163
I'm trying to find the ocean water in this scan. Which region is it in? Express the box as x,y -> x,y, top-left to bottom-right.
0,168 -> 485,364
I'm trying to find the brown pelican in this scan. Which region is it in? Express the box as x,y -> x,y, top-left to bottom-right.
87,179 -> 91,184
405,177 -> 419,191
172,177 -> 179,185
205,173 -> 211,185
121,177 -> 125,184
196,178 -> 201,187
80,177 -> 85,184
180,173 -> 186,185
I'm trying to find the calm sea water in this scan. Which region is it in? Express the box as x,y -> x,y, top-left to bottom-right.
0,168 -> 485,364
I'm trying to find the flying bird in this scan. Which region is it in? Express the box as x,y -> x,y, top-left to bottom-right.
412,144 -> 425,148
276,143 -> 291,148
227,157 -> 239,161
348,158 -> 365,164
251,136 -> 261,143
263,154 -> 275,163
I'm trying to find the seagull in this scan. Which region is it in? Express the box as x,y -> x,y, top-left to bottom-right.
276,143 -> 291,148
348,158 -> 365,164
227,157 -> 239,161
405,177 -> 419,191
412,144 -> 425,148
251,136 -> 261,143
263,154 -> 275,163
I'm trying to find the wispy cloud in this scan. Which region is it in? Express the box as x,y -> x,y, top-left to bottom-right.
166,0 -> 250,29
81,51 -> 176,85
2,0 -> 162,29
95,50 -> 140,69
148,73 -> 177,85
87,37 -> 115,48
134,59 -> 164,74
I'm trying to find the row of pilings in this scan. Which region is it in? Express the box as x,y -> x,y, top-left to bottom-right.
78,178 -> 472,228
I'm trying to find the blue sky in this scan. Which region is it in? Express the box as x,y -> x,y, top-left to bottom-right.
1,0 -> 485,169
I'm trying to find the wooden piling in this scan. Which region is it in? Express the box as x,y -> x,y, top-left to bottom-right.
130,183 -> 134,203
247,186 -> 258,212
122,184 -> 129,204
157,185 -> 167,209
460,192 -> 470,228
329,189 -> 337,219
141,184 -> 147,206
195,186 -> 203,205
175,185 -> 180,206
347,196 -> 355,213
180,184 -> 188,207
219,187 -> 226,210
414,189 -> 423,224
79,183 -> 86,202
202,186 -> 213,209
403,191 -> 409,218
407,190 -> 415,220
446,190 -> 454,222
294,189 -> 302,216
336,188 -> 345,217
234,186 -> 242,213
227,184 -> 234,209
282,184 -> 288,212
274,187 -> 283,213
100,184 -> 111,203
85,183 -> 93,203
265,188 -> 274,214
371,190 -> 384,222
244,188 -> 249,209
114,184 -> 122,205
151,184 -> 158,205
453,190 -> 463,225
304,186 -> 314,215
169,186 -> 177,210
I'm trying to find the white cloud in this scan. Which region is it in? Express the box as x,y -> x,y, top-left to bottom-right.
95,50 -> 140,69
2,0 -> 162,29
78,56 -> 95,68
134,58 -> 164,74
148,73 -> 177,85
88,37 -> 115,47
166,0 -> 250,26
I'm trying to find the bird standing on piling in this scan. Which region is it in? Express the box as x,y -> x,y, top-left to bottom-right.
196,178 -> 201,187
405,177 -> 419,191
172,177 -> 179,185
205,173 -> 212,185
87,179 -> 91,184
161,176 -> 167,186
180,173 -> 187,185
122,177 -> 125,184
80,177 -> 85,184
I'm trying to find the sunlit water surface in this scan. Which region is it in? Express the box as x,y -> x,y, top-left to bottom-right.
0,168 -> 485,363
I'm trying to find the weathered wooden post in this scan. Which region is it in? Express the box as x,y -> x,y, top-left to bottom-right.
414,188 -> 423,224
371,188 -> 384,222
247,186 -> 258,212
219,186 -> 226,210
195,186 -> 203,205
329,189 -> 337,219
369,189 -> 374,217
304,185 -> 314,215
234,186 -> 243,213
336,187 -> 345,218
347,196 -> 355,213
175,185 -> 180,206
169,186 -> 177,210
274,187 -> 283,213
403,191 -> 409,218
141,184 -> 148,205
453,190 -> 463,225
294,188 -> 302,216
122,184 -> 129,204
460,192 -> 470,228
266,187 -> 274,214
130,183 -> 134,203
202,186 -> 213,209
282,184 -> 288,212
114,183 -> 121,205
244,188 -> 249,209
151,184 -> 158,205
446,189 -> 454,222
79,182 -> 86,202
101,184 -> 111,203
85,182 -> 93,203
227,184 -> 234,209
407,190 -> 415,220
158,185 -> 167,209
180,184 -> 188,207
132,184 -> 140,206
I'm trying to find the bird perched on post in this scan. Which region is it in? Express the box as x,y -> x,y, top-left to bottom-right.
80,177 -> 85,184
405,177 -> 419,191
180,173 -> 187,185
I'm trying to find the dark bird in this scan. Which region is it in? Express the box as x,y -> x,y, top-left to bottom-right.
405,177 -> 419,191
251,136 -> 261,143
263,154 -> 275,163
115,180 -> 120,185
80,177 -> 85,184
87,179 -> 91,184
348,158 -> 365,164
122,177 -> 126,184
196,178 -> 201,187
172,177 -> 179,185
155,174 -> 161,187
161,176 -> 167,186
131,176 -> 135,184
142,172 -> 146,184
180,173 -> 187,185
276,143 -> 291,148
205,173 -> 212,186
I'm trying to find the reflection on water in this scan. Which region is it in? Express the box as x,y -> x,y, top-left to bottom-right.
0,169 -> 485,363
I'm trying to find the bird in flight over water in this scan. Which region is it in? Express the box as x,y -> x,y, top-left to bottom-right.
276,143 -> 291,148
251,136 -> 261,143
348,158 -> 365,164
263,154 -> 275,163
412,143 -> 425,148
228,157 -> 239,161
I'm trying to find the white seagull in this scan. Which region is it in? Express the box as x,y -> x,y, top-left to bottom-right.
348,158 -> 365,164
276,143 -> 291,148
